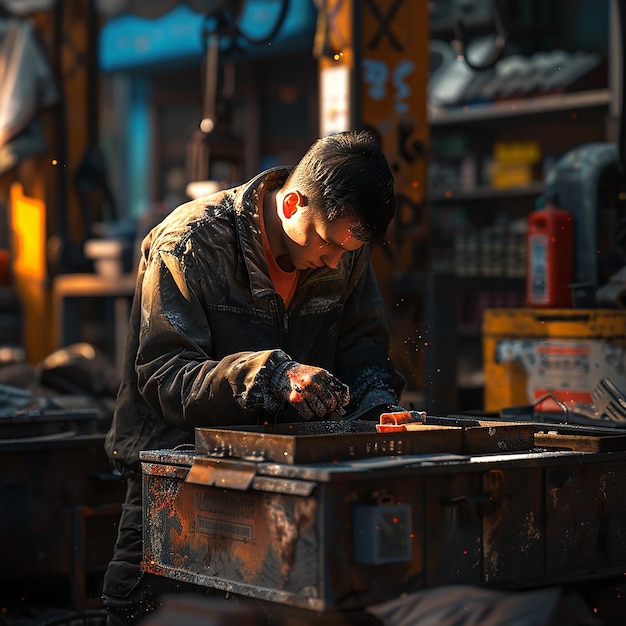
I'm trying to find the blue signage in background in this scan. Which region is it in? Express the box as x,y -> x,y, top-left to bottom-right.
100,1 -> 316,72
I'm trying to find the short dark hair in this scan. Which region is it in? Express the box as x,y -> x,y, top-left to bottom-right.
285,130 -> 395,240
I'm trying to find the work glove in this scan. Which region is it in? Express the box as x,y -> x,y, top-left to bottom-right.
270,360 -> 350,420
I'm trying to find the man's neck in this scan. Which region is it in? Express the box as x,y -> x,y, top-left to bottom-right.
262,189 -> 295,272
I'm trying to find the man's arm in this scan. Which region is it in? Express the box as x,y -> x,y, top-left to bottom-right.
334,247 -> 404,412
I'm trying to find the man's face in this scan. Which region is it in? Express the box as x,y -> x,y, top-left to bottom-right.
282,207 -> 364,271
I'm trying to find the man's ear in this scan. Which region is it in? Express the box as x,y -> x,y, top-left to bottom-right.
282,191 -> 304,219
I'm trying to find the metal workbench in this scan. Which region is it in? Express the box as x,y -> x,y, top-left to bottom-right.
140,417 -> 626,614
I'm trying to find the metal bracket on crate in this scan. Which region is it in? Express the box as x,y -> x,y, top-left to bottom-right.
185,457 -> 256,490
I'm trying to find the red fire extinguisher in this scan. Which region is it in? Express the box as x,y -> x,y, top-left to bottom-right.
526,197 -> 574,307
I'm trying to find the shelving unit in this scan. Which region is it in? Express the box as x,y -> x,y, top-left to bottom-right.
429,88 -> 611,125
422,6 -> 613,414
429,180 -> 545,204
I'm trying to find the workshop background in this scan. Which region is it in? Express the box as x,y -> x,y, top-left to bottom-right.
1,0 -> 626,625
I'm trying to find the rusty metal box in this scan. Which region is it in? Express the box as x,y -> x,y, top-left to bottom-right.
193,418 -> 536,463
141,421 -> 626,612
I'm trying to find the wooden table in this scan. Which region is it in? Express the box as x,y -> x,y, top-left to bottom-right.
52,273 -> 136,371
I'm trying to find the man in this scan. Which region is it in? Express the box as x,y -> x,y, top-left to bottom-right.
102,130 -> 404,624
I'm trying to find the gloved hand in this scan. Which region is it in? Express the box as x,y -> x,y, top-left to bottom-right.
270,360 -> 350,420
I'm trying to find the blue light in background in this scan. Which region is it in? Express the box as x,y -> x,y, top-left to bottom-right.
100,1 -> 316,72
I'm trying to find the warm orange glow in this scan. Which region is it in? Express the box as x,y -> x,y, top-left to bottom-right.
10,183 -> 46,277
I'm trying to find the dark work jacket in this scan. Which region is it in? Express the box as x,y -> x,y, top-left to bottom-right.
105,167 -> 400,474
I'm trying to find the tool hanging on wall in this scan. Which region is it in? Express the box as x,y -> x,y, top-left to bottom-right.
185,9 -> 243,196
452,0 -> 506,71
185,0 -> 291,197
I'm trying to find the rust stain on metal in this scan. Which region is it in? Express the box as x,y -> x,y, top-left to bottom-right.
482,510 -> 502,580
520,511 -> 541,553
264,495 -> 317,581
144,474 -> 189,571
220,491 -> 268,581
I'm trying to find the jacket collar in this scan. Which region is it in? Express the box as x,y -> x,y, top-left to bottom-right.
234,167 -> 289,298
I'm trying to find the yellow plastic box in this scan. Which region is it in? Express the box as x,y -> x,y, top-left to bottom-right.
482,308 -> 626,413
